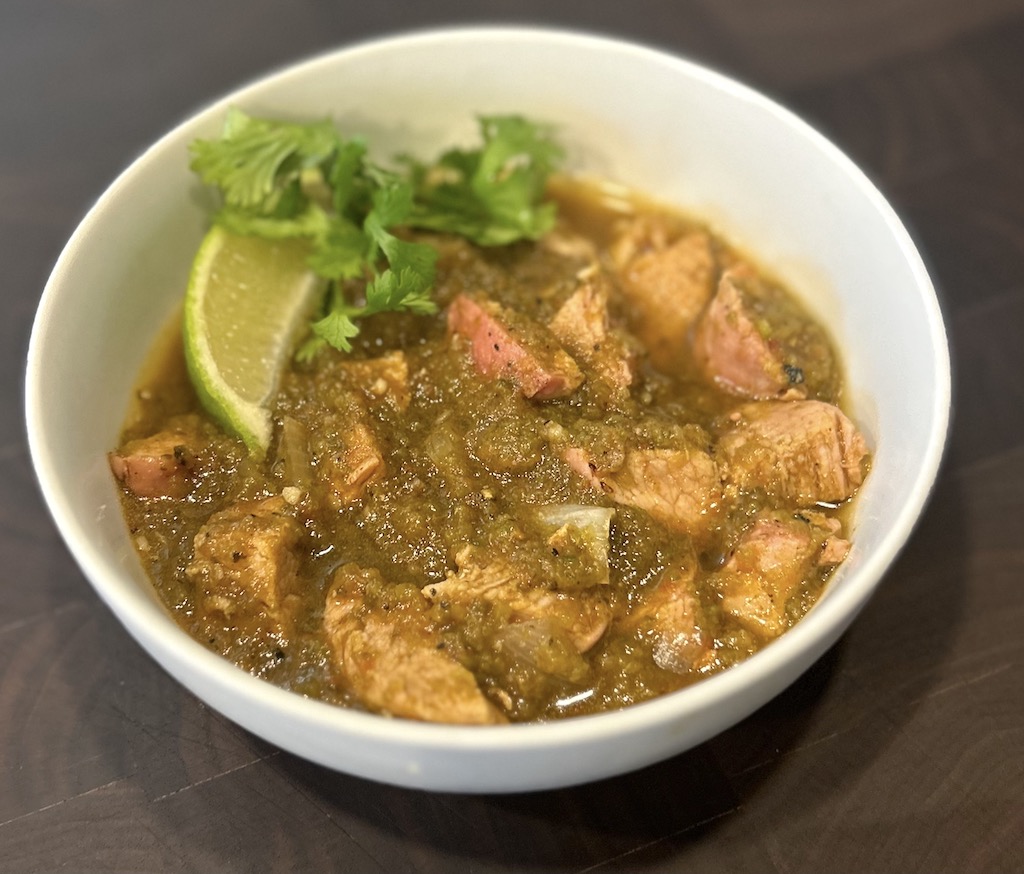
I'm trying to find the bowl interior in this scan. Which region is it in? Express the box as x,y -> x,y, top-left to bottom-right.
26,27 -> 949,792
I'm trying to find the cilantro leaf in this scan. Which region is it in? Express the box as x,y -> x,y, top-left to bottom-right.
306,218 -> 368,280
374,234 -> 437,294
309,309 -> 361,353
407,115 -> 564,245
367,173 -> 414,227
189,108 -> 341,215
366,266 -> 436,314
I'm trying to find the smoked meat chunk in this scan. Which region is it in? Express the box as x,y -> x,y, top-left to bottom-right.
423,547 -> 611,654
612,218 -> 717,370
109,416 -> 205,500
691,266 -> 805,400
324,564 -> 506,725
716,511 -> 850,638
447,294 -> 584,400
185,496 -> 303,634
627,564 -> 713,674
565,444 -> 724,541
718,400 -> 869,505
549,272 -> 635,398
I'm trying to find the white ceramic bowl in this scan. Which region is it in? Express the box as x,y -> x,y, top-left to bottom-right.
26,27 -> 949,792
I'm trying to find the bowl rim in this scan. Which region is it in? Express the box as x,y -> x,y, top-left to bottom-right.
25,23 -> 951,778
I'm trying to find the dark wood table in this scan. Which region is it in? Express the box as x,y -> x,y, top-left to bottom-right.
4,1 -> 1022,870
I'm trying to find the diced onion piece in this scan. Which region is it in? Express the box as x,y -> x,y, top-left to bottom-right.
536,504 -> 615,584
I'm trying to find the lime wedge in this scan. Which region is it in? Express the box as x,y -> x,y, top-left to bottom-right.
183,227 -> 324,453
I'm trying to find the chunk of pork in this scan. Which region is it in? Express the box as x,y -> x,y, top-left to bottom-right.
718,400 -> 869,505
564,445 -> 723,540
549,273 -> 635,397
612,219 -> 717,369
109,418 -> 203,499
627,565 -> 713,674
185,496 -> 303,634
423,547 -> 611,653
324,564 -> 506,725
308,397 -> 386,509
447,294 -> 584,400
336,351 -> 411,412
691,266 -> 807,399
717,511 -> 850,638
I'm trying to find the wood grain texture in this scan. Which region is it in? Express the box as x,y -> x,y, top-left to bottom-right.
3,1 -> 1023,871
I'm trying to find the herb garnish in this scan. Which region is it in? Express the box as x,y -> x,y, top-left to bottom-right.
189,109 -> 563,357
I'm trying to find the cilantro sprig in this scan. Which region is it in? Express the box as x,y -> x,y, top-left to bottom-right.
405,115 -> 563,245
189,109 -> 563,356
